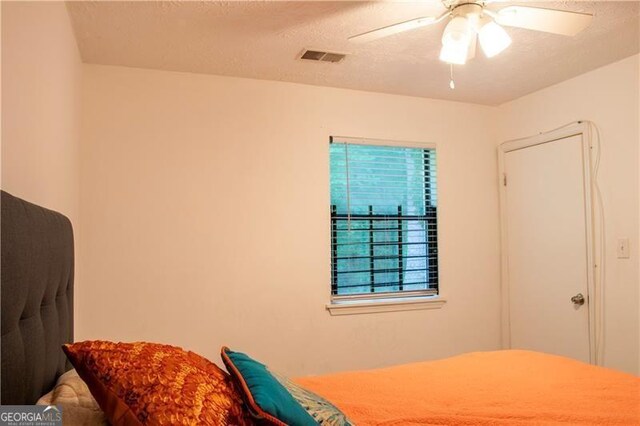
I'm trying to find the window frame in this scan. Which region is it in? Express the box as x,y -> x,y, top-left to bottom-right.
326,136 -> 445,315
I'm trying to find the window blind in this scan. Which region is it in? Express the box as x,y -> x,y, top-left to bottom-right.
329,139 -> 438,298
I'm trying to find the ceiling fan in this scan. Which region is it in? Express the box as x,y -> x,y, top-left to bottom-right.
349,1 -> 593,66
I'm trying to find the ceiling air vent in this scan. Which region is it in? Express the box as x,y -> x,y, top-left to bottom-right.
299,49 -> 347,63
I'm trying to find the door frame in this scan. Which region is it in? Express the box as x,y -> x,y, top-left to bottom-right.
498,122 -> 597,364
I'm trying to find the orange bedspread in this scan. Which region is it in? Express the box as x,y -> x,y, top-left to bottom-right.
295,350 -> 639,425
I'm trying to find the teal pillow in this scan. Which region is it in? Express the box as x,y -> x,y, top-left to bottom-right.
221,347 -> 351,426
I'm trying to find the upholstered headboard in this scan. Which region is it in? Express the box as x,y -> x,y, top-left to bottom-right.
1,191 -> 74,405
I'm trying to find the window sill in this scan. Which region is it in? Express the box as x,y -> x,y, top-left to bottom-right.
326,295 -> 446,316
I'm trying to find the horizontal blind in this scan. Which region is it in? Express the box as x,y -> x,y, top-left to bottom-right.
330,140 -> 438,297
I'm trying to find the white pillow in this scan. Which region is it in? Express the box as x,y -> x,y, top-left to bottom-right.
37,369 -> 107,426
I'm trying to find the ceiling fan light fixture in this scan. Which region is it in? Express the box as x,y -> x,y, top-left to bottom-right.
442,16 -> 472,45
440,16 -> 472,65
478,20 -> 512,58
439,40 -> 469,65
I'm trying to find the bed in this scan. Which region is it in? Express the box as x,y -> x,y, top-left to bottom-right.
296,350 -> 640,425
1,190 -> 638,425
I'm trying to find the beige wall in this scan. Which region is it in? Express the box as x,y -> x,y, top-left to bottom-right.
78,64 -> 502,375
3,1 -> 636,376
1,1 -> 82,339
1,1 -> 81,228
498,55 -> 640,375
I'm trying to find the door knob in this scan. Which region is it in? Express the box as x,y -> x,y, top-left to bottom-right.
571,293 -> 585,306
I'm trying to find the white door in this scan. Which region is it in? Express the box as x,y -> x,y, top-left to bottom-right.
503,134 -> 591,363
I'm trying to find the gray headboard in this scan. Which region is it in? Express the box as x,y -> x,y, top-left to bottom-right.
1,191 -> 74,405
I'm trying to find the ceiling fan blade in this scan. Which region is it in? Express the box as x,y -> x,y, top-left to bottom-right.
494,6 -> 593,36
349,13 -> 447,43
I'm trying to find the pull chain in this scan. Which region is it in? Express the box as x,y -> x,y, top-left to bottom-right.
449,64 -> 455,90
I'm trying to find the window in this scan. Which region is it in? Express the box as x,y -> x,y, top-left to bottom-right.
329,138 -> 438,301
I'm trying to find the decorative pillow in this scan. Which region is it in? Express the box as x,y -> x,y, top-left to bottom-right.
37,369 -> 108,426
221,347 -> 351,426
63,341 -> 253,426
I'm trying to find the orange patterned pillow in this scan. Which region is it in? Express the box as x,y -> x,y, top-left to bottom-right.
63,341 -> 253,426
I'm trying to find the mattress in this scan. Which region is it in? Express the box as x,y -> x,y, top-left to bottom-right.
295,350 -> 640,425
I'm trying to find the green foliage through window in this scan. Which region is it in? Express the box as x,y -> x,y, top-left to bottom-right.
330,142 -> 438,296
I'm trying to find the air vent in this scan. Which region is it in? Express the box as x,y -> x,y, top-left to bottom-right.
299,49 -> 347,63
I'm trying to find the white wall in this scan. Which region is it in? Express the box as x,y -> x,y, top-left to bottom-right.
78,64 -> 502,375
1,1 -> 81,228
499,55 -> 640,375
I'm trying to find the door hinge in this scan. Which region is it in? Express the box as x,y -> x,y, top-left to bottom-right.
503,173 -> 507,186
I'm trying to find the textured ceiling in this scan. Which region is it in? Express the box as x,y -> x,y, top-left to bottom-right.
66,1 -> 640,105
